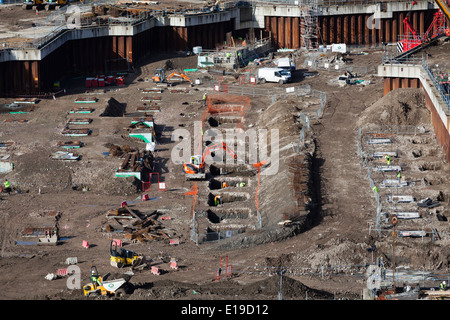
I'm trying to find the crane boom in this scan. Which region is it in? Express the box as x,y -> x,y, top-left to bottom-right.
435,0 -> 450,23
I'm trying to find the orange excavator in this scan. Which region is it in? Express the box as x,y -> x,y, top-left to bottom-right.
152,69 -> 193,86
183,142 -> 237,180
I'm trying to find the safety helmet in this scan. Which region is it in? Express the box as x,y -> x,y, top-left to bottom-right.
444,281 -> 447,285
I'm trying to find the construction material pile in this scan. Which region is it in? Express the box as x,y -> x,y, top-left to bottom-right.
104,206 -> 171,243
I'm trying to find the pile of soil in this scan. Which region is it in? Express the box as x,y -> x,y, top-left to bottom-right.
357,88 -> 429,127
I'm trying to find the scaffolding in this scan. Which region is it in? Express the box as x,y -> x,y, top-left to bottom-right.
300,0 -> 320,50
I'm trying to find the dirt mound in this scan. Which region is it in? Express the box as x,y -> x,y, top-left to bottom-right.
357,88 -> 429,127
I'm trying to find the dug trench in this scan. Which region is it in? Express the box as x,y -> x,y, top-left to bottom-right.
201,96 -> 323,251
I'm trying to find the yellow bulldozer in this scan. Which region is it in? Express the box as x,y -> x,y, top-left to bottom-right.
109,240 -> 144,268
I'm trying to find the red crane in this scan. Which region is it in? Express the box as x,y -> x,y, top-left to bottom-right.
399,0 -> 450,53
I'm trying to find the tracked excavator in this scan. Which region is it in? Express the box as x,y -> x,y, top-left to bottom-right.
152,69 -> 193,86
183,142 -> 237,180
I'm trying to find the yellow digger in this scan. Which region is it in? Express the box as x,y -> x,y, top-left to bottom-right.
109,240 -> 144,268
83,265 -> 132,298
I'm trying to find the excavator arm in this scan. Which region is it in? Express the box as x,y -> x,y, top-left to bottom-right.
200,142 -> 237,164
166,72 -> 193,83
183,142 -> 237,178
435,0 -> 450,23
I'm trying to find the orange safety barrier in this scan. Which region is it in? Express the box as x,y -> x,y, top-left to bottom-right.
112,239 -> 122,247
57,268 -> 68,276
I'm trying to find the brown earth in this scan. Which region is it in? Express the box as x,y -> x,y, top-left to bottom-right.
0,21 -> 449,304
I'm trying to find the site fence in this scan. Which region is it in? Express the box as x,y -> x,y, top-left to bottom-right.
303,55 -> 378,75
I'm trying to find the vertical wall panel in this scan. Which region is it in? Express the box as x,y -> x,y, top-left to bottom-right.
271,16 -> 278,48
285,17 -> 291,49
343,15 -> 349,44
358,14 -> 364,44
330,16 -> 336,44
322,16 -> 328,44
336,16 -> 342,43
293,17 -> 300,48
365,14 -> 370,45
350,15 -> 356,44
278,16 -> 284,48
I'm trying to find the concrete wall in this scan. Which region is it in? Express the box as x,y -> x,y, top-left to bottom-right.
0,1 -> 442,95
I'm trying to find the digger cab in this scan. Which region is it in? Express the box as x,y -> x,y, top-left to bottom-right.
190,155 -> 202,167
152,69 -> 165,83
183,155 -> 203,174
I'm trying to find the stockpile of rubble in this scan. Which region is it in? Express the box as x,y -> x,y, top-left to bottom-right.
103,206 -> 176,244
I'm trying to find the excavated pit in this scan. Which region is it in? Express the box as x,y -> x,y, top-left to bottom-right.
207,192 -> 250,206
418,162 -> 442,171
207,207 -> 253,223
207,116 -> 243,128
208,177 -> 250,190
210,164 -> 256,177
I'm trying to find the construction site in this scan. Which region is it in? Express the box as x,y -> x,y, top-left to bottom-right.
0,0 -> 449,304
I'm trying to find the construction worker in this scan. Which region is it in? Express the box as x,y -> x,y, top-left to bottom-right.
202,93 -> 207,106
372,186 -> 379,193
222,182 -> 228,188
440,281 -> 447,291
214,195 -> 221,206
4,179 -> 11,194
396,169 -> 402,183
385,154 -> 391,166
226,52 -> 232,63
90,268 -> 102,287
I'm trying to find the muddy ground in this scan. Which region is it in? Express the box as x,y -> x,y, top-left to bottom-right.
0,27 -> 449,306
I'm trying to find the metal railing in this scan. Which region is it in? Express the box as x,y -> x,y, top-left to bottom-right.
422,59 -> 450,111
1,0 -> 248,51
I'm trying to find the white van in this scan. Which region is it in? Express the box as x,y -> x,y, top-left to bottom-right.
258,67 -> 291,84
